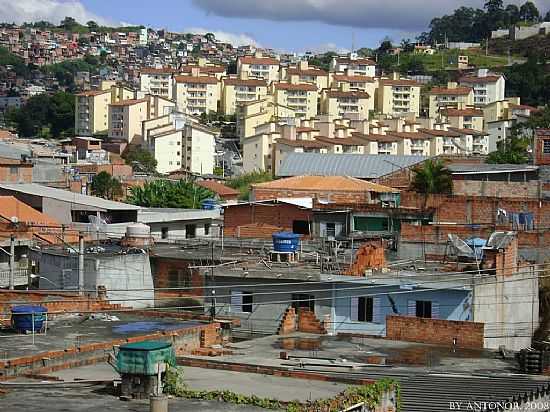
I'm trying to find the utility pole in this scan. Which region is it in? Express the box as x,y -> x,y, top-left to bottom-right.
78,234 -> 84,296
9,234 -> 15,290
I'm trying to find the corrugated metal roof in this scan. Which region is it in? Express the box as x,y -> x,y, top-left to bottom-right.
448,163 -> 538,174
277,153 -> 428,179
0,183 -> 140,211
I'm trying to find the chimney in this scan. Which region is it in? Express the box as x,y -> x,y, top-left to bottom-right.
191,67 -> 200,77
281,124 -> 297,140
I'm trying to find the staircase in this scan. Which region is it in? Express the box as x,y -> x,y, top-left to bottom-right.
297,308 -> 327,335
276,306 -> 297,335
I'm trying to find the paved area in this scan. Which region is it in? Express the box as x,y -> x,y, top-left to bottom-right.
0,385 -> 268,412
0,314 -> 203,360
182,366 -> 348,402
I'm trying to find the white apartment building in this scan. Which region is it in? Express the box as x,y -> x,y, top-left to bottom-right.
459,69 -> 505,107
377,77 -> 421,117
139,67 -> 174,99
237,54 -> 280,82
108,98 -> 149,142
272,83 -> 318,118
427,83 -> 474,118
330,54 -> 376,77
173,74 -> 219,115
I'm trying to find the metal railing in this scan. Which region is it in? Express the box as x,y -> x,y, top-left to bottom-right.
0,268 -> 29,287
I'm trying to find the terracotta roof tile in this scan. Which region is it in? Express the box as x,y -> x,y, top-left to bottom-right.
380,79 -> 421,87
223,78 -> 267,87
430,86 -> 472,95
335,57 -> 376,66
275,82 -> 318,91
459,75 -> 502,84
252,175 -> 396,193
417,128 -> 462,137
239,56 -> 279,65
352,132 -> 400,143
441,108 -> 484,117
333,75 -> 375,82
196,180 -> 240,197
325,90 -> 370,99
174,75 -> 218,84
109,98 -> 148,107
276,138 -> 330,149
0,196 -> 58,225
287,67 -> 328,76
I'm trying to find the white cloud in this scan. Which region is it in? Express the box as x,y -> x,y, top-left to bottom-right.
307,42 -> 350,54
0,0 -> 112,25
184,27 -> 260,47
192,0 -> 549,31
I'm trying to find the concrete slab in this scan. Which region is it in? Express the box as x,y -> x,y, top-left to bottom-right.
181,365 -> 349,402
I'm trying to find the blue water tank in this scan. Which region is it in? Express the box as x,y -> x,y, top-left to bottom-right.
201,198 -> 217,210
272,232 -> 301,252
11,305 -> 48,333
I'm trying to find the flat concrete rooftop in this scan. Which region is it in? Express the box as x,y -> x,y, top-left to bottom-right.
0,313 -> 203,361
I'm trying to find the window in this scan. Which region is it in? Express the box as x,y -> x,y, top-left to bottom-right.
292,294 -> 315,312
204,223 -> 210,236
358,297 -> 374,322
415,300 -> 432,318
292,220 -> 310,235
186,224 -> 196,238
544,140 -> 550,154
9,166 -> 18,175
231,290 -> 253,313
161,227 -> 169,239
326,222 -> 336,238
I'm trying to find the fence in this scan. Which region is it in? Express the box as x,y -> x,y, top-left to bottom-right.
0,268 -> 29,287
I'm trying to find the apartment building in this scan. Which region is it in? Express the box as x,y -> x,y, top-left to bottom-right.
180,61 -> 227,80
221,77 -> 268,115
237,53 -> 280,82
272,82 -> 318,118
274,138 -> 329,176
440,108 -> 484,131
330,54 -> 376,77
352,133 -> 399,155
108,98 -> 149,142
236,97 -> 296,142
448,128 -> 489,155
173,74 -> 219,115
242,122 -> 281,173
418,128 -> 464,156
147,113 -> 216,175
75,89 -> 111,136
377,77 -> 421,116
331,74 -> 376,95
388,131 -> 433,156
284,61 -> 329,90
427,83 -> 474,118
459,69 -> 505,106
322,87 -> 373,119
139,67 -> 174,99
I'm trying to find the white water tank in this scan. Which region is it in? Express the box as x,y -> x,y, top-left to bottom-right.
124,223 -> 152,248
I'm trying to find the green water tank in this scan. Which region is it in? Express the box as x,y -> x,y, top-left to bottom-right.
116,340 -> 175,376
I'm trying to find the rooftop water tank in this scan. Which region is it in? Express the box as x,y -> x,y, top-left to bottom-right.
11,305 -> 47,333
272,232 -> 301,253
116,340 -> 175,375
126,223 -> 151,238
201,198 -> 217,210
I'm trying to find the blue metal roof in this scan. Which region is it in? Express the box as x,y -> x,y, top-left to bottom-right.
277,153 -> 428,179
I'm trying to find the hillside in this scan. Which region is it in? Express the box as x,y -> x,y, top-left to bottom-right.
490,34 -> 550,58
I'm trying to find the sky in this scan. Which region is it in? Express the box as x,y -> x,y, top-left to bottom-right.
0,0 -> 548,52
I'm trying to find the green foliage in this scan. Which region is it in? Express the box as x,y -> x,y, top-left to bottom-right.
90,171 -> 123,200
213,166 -> 224,177
0,46 -> 29,77
41,58 -> 103,90
128,180 -> 214,209
163,366 -> 400,412
412,159 -> 453,195
122,147 -> 158,174
307,52 -> 337,71
504,56 -> 550,106
227,170 -> 273,200
5,91 -> 74,138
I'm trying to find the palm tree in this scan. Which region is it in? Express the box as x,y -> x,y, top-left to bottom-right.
411,159 -> 453,196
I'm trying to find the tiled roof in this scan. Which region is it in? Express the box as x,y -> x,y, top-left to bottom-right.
325,90 -> 370,99
430,86 -> 472,95
180,65 -> 226,73
239,56 -> 279,65
275,82 -> 318,91
109,98 -> 148,107
459,75 -> 502,83
380,79 -> 421,87
76,89 -> 110,97
333,74 -> 375,82
276,138 -> 329,149
196,180 -> 240,197
252,175 -> 397,193
287,67 -> 328,76
173,75 -> 218,84
335,57 -> 376,65
448,127 -> 488,136
296,127 -> 319,132
314,136 -> 368,146
510,103 -> 539,111
388,131 -> 434,140
417,128 -> 462,137
140,67 -> 174,74
352,132 -> 400,143
223,78 -> 267,87
441,108 -> 484,117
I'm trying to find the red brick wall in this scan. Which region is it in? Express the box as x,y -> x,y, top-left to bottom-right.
224,203 -> 312,236
386,315 -> 484,349
152,258 -> 203,297
253,188 -> 371,203
534,135 -> 550,166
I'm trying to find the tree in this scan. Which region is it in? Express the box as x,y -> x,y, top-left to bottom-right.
486,132 -> 530,164
128,180 -> 214,208
91,171 -> 123,200
505,4 -> 521,25
60,16 -> 78,31
544,11 -> 550,22
123,147 -> 157,174
86,20 -> 99,31
227,170 -> 273,200
485,0 -> 504,14
519,1 -> 540,22
411,159 -> 453,195
377,38 -> 393,54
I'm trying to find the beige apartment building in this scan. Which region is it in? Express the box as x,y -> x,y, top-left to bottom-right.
237,53 -> 280,82
377,77 -> 421,116
330,55 -> 376,77
274,138 -> 329,176
440,107 -> 484,131
173,74 -> 219,115
75,83 -> 136,136
272,82 -> 318,119
139,67 -> 174,99
108,98 -> 149,143
284,61 -> 329,90
321,87 -> 373,119
221,77 -> 268,115
236,97 -> 296,142
428,83 -> 474,118
331,74 -> 376,94
352,133 -> 399,155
